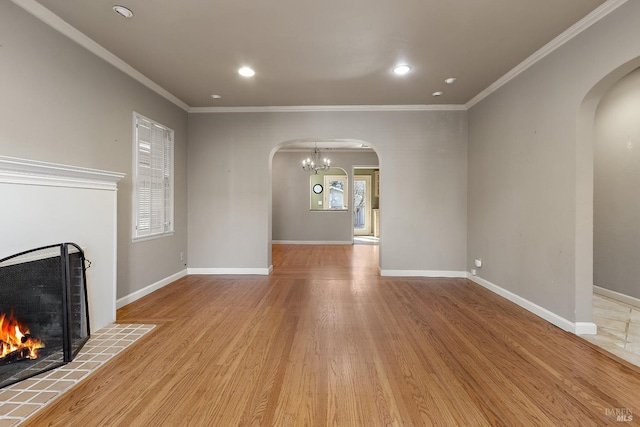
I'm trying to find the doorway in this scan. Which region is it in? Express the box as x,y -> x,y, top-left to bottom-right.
353,167 -> 379,245
353,175 -> 371,235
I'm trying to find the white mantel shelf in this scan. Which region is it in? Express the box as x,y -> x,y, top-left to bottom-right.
0,156 -> 125,190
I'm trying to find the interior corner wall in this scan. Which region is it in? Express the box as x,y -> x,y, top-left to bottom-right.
0,2 -> 189,300
272,150 -> 379,242
467,1 -> 640,323
187,110 -> 467,272
594,67 -> 640,300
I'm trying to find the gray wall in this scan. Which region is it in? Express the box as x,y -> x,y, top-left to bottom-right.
467,1 -> 640,323
188,110 -> 468,271
272,150 -> 379,242
594,67 -> 640,300
0,2 -> 189,299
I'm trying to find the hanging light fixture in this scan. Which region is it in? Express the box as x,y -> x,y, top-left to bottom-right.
301,144 -> 330,174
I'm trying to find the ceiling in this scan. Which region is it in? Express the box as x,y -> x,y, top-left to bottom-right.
29,0 -> 606,109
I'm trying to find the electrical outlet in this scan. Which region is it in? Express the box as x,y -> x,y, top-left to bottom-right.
180,252 -> 184,261
471,269 -> 477,276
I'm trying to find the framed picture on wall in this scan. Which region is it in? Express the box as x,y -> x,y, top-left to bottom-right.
374,171 -> 380,197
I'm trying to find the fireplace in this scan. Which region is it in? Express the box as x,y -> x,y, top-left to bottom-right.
0,243 -> 90,388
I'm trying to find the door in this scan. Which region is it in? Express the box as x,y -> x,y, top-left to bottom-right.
353,175 -> 371,235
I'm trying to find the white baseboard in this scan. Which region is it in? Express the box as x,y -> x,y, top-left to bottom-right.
468,274 -> 597,335
115,267 -> 598,335
575,322 -> 598,335
116,269 -> 188,309
188,267 -> 271,275
594,285 -> 640,309
380,270 -> 467,278
272,240 -> 352,245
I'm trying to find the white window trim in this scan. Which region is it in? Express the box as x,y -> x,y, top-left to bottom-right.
132,112 -> 175,242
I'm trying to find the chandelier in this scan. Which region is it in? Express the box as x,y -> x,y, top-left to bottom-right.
301,145 -> 331,174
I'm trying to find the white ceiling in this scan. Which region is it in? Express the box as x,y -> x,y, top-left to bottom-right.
25,0 -> 607,109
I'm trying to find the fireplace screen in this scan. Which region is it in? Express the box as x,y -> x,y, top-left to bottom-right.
0,243 -> 90,388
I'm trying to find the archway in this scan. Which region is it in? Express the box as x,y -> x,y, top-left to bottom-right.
575,57 -> 640,332
268,139 -> 382,270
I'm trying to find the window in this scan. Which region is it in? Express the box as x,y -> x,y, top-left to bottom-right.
132,112 -> 174,241
323,175 -> 348,209
310,168 -> 348,210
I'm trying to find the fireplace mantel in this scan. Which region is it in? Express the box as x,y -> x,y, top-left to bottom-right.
0,156 -> 124,190
0,156 -> 125,330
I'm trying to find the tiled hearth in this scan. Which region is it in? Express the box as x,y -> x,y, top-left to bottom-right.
583,294 -> 640,367
0,323 -> 154,426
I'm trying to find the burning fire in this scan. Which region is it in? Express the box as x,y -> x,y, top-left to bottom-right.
0,310 -> 45,362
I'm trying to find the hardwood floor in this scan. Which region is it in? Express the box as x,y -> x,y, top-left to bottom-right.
23,245 -> 640,426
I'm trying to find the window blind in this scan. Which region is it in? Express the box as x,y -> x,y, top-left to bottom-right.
133,113 -> 174,240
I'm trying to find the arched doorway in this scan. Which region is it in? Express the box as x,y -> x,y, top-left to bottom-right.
575,57 -> 640,334
577,63 -> 640,363
268,139 -> 381,270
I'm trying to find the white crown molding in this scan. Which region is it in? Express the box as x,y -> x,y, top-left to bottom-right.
189,105 -> 467,114
465,0 -> 628,109
11,0 -> 190,112
278,148 -> 375,153
0,156 -> 125,191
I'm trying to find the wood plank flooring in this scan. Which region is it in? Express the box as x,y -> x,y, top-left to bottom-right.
23,244 -> 640,426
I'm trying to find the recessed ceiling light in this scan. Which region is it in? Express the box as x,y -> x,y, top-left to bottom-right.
445,77 -> 457,84
393,64 -> 411,75
432,91 -> 444,97
211,94 -> 222,99
112,5 -> 133,18
238,67 -> 255,77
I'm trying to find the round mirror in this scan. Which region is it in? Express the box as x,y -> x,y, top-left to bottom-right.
313,184 -> 323,194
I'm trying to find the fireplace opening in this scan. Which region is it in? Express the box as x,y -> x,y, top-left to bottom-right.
0,309 -> 46,364
0,243 -> 90,389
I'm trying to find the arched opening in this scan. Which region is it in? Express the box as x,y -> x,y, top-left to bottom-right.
268,138 -> 381,271
576,61 -> 640,361
575,57 -> 640,337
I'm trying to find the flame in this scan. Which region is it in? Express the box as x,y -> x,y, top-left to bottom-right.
0,310 -> 45,360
